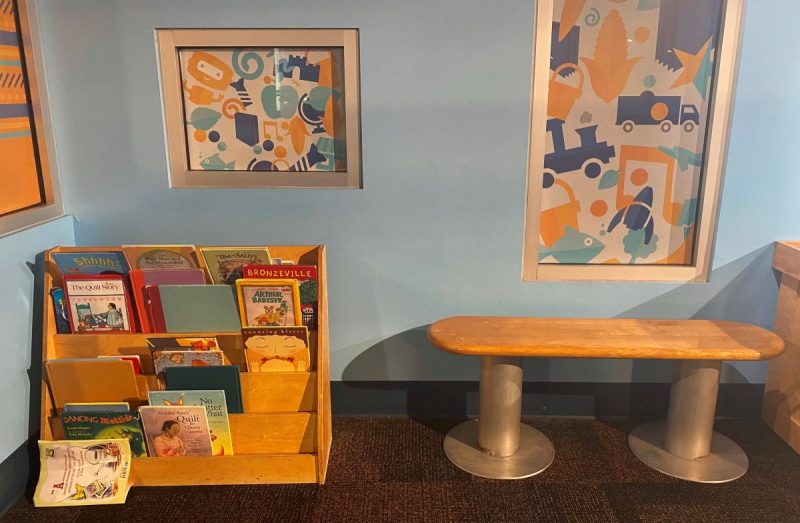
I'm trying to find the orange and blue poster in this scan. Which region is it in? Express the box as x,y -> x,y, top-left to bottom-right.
538,0 -> 722,265
0,0 -> 43,216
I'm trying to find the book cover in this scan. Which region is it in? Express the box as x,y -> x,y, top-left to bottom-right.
151,349 -> 224,389
147,285 -> 241,333
63,275 -> 133,333
98,355 -> 142,375
46,359 -> 140,410
130,268 -> 207,332
242,326 -> 311,372
148,390 -> 233,456
165,366 -> 243,414
62,411 -> 147,458
52,251 -> 129,276
50,288 -> 71,334
63,402 -> 130,413
241,265 -> 318,329
198,247 -> 272,285
139,406 -> 213,457
235,278 -> 302,328
33,439 -> 132,507
122,245 -> 199,270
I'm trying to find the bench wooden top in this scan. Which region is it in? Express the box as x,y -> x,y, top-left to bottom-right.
428,317 -> 784,361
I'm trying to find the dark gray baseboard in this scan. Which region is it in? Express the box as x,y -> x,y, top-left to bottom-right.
332,381 -> 765,418
0,439 -> 34,517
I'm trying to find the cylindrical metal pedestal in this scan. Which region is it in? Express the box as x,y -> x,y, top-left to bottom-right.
628,360 -> 749,483
443,356 -> 554,479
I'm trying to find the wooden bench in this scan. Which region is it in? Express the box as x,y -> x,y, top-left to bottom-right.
428,317 -> 784,483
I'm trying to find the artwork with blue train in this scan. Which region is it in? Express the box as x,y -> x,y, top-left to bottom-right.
180,47 -> 348,173
536,0 -> 722,265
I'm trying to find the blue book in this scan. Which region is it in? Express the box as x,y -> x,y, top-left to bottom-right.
52,251 -> 130,276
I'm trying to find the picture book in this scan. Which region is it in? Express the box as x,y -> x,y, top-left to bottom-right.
165,366 -> 243,414
46,359 -> 140,410
146,336 -> 219,351
98,355 -> 142,374
145,284 -> 240,333
242,326 -> 311,372
64,402 -> 130,413
151,349 -> 224,389
122,245 -> 199,270
198,247 -> 272,285
148,390 -> 233,456
63,275 -> 132,333
50,288 -> 71,334
241,265 -> 318,329
52,251 -> 129,276
235,278 -> 302,327
139,406 -> 213,457
130,268 -> 207,332
33,439 -> 132,507
62,411 -> 147,458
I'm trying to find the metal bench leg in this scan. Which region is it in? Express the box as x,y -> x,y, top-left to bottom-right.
628,360 -> 749,483
442,356 -> 554,479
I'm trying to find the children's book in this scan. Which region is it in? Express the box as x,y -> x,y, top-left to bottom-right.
235,278 -> 302,327
241,265 -> 318,329
148,390 -> 233,456
145,284 -> 240,333
98,355 -> 142,374
129,268 -> 207,332
33,439 -> 132,507
198,247 -> 272,285
46,359 -> 140,410
50,288 -> 71,334
165,366 -> 243,414
62,411 -> 147,457
52,251 -> 129,276
64,402 -> 130,413
63,275 -> 133,333
139,406 -> 213,457
146,336 -> 219,351
151,349 -> 224,389
242,326 -> 311,372
122,245 -> 199,270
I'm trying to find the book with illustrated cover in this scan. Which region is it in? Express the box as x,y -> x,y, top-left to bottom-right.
139,406 -> 213,457
242,326 -> 311,372
148,390 -> 233,456
122,245 -> 199,270
52,251 -> 129,276
235,278 -> 302,327
50,288 -> 71,334
198,247 -> 271,285
63,275 -> 133,333
62,411 -> 147,457
33,439 -> 132,507
151,349 -> 224,388
242,264 -> 318,329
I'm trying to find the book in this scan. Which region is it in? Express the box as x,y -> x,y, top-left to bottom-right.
148,390 -> 233,456
46,359 -> 141,410
235,278 -> 302,327
33,439 -> 132,507
165,366 -> 243,414
98,355 -> 142,375
242,264 -> 318,329
64,402 -> 131,413
146,336 -> 219,351
122,245 -> 199,270
63,274 -> 133,333
145,284 -> 240,333
198,247 -> 272,285
50,288 -> 71,334
139,405 -> 213,457
242,326 -> 311,372
129,268 -> 207,332
62,411 -> 147,458
151,349 -> 224,389
52,251 -> 129,276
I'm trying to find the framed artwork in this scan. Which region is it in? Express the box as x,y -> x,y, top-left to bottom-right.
522,0 -> 744,281
156,28 -> 361,189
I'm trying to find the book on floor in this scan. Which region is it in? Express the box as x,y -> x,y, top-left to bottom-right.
148,390 -> 233,456
139,405 -> 213,457
61,411 -> 147,458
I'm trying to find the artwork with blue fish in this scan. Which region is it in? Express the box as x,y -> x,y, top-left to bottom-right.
658,146 -> 703,171
539,227 -> 605,263
200,153 -> 235,170
607,186 -> 655,244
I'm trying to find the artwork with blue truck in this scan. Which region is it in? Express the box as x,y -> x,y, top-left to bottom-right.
532,0 -> 721,265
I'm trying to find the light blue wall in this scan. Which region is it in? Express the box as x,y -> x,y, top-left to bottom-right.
0,216 -> 75,463
33,0 -> 800,384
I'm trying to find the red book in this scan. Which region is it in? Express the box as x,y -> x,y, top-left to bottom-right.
241,265 -> 318,329
130,268 -> 207,332
143,286 -> 167,333
62,274 -> 134,334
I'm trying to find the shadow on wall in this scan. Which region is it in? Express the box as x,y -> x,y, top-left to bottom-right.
339,245 -> 777,418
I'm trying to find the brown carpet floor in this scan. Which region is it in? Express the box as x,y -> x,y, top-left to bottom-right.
5,417 -> 800,522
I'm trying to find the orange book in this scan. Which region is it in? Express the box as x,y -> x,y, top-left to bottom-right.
46,359 -> 141,410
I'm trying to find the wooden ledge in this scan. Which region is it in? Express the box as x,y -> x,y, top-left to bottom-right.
428,317 -> 784,361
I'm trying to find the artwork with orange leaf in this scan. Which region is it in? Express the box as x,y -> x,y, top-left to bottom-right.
148,390 -> 233,457
179,47 -> 347,173
537,0 -> 723,265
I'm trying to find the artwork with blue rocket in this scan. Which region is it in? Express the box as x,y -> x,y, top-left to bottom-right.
535,0 -> 723,265
179,47 -> 348,173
